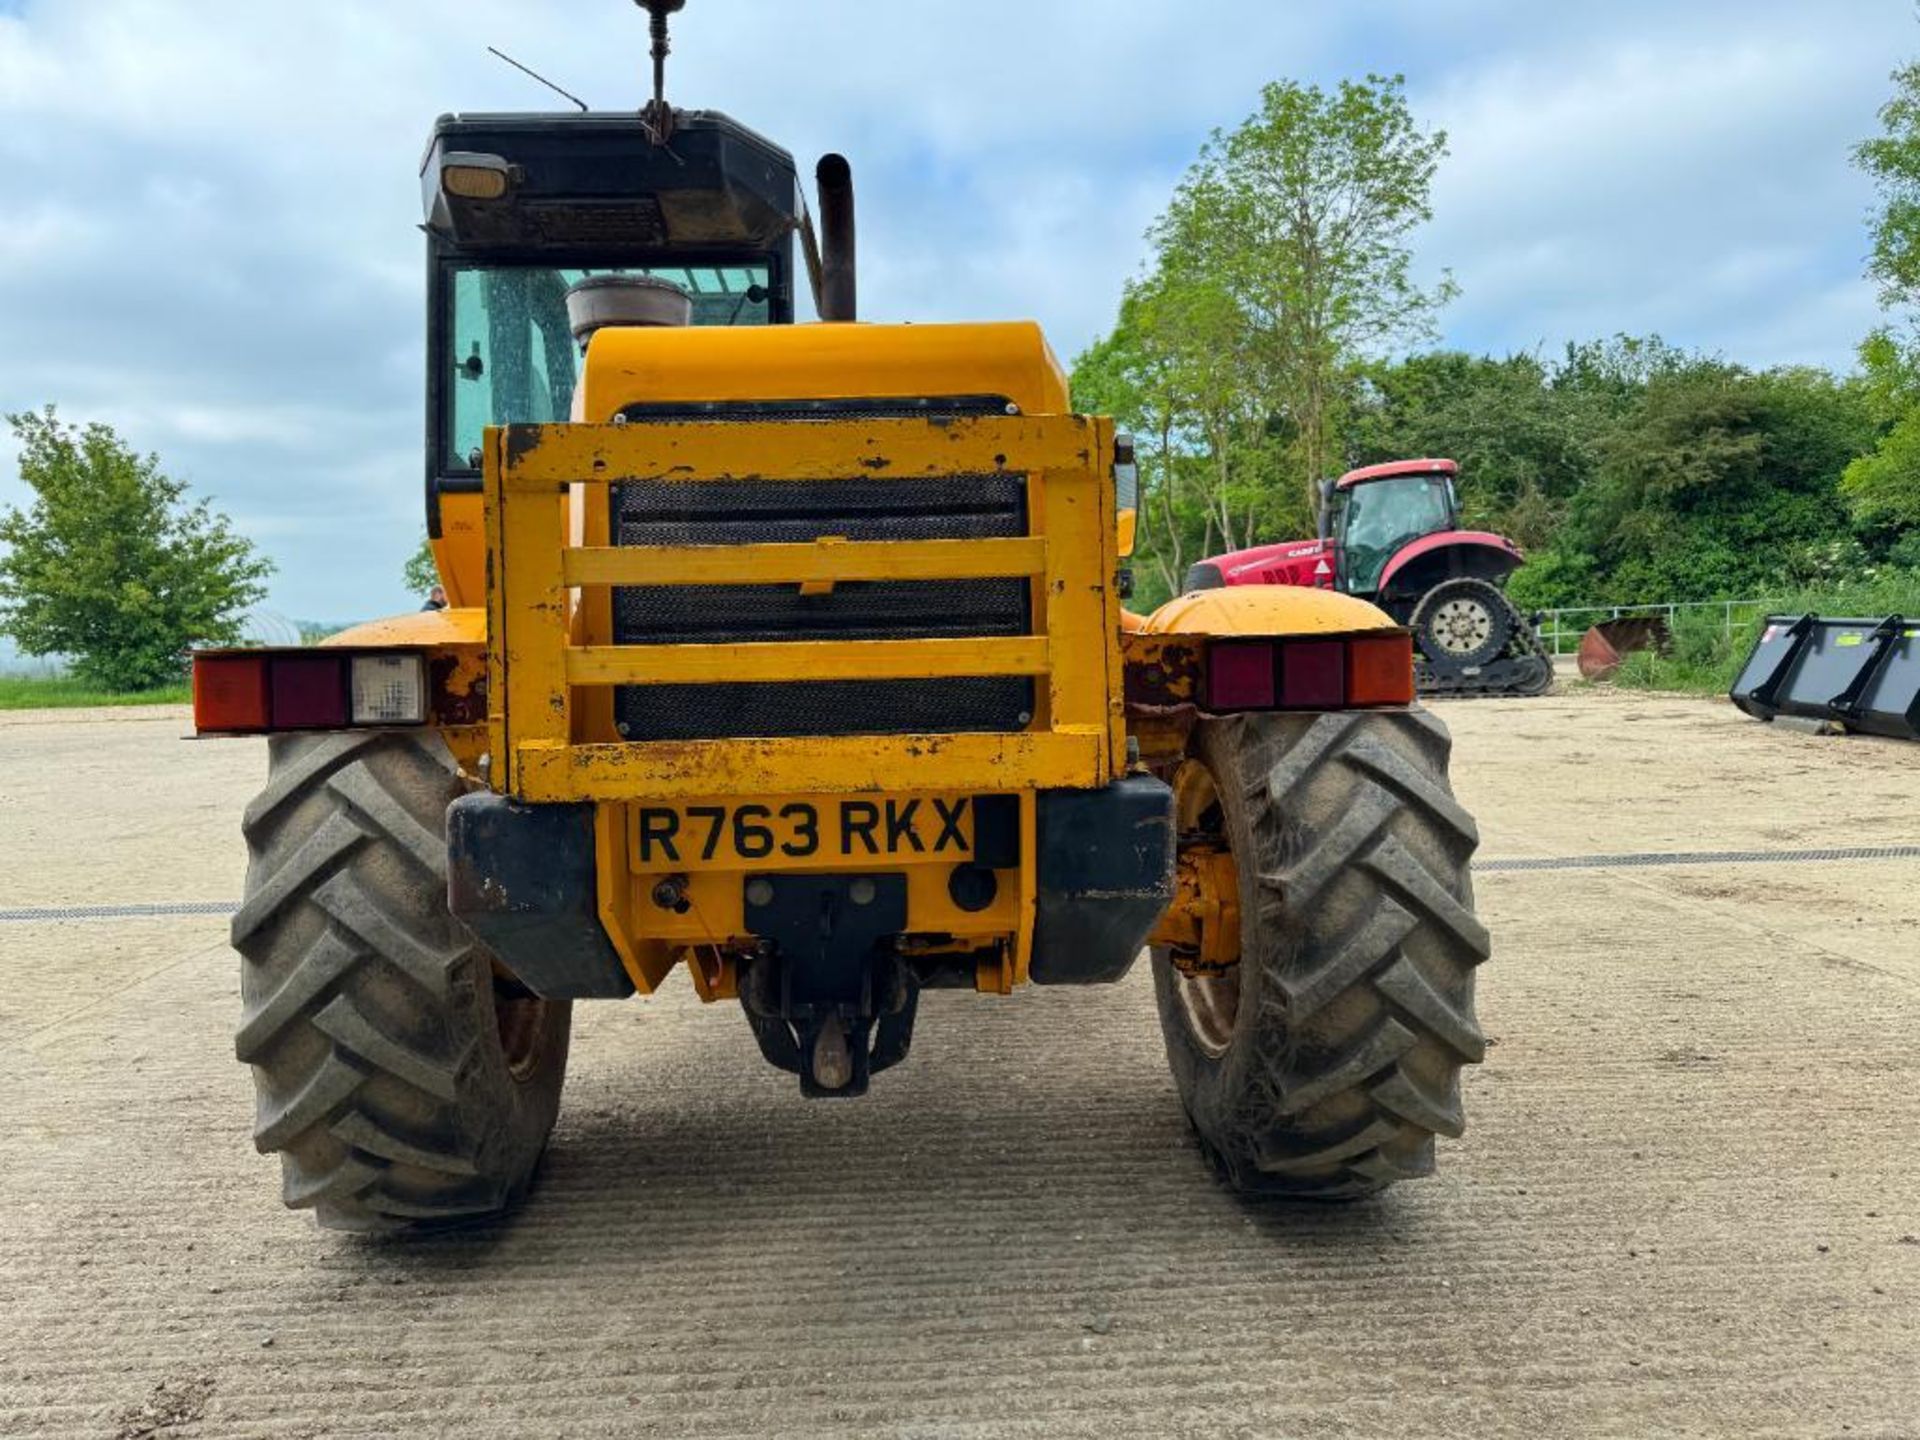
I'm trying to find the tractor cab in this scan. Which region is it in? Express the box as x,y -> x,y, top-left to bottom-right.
1320,459 -> 1462,597
417,101 -> 863,604
421,110 -> 805,535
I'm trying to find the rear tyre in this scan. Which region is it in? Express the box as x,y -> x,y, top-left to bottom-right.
1412,577 -> 1513,668
233,732 -> 572,1232
1152,709 -> 1488,1198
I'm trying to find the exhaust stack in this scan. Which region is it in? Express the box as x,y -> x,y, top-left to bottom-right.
816,153 -> 856,322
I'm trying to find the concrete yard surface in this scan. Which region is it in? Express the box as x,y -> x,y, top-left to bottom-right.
2,691 -> 1917,1438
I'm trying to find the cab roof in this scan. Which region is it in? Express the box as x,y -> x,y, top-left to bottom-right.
1336,458 -> 1458,490
420,109 -> 799,254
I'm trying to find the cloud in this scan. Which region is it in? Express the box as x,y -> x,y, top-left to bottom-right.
0,0 -> 1909,620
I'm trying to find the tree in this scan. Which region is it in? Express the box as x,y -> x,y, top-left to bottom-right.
1349,350 -> 1595,549
0,408 -> 272,690
1074,74 -> 1453,601
1515,360 -> 1871,604
1150,74 -> 1456,513
1843,60 -> 1920,530
1857,61 -> 1920,312
403,534 -> 440,596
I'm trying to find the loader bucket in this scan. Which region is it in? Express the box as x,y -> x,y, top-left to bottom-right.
1577,616 -> 1671,682
1730,614 -> 1920,741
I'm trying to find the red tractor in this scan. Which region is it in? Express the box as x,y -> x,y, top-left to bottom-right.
1185,458 -> 1552,697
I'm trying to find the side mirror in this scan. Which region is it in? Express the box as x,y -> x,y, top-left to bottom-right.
1113,434 -> 1139,558
1315,478 -> 1336,540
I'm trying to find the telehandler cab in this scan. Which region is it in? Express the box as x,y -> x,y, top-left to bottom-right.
191,4 -> 1490,1230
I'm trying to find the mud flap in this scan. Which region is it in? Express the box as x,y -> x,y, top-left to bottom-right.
1029,776 -> 1176,984
445,793 -> 635,999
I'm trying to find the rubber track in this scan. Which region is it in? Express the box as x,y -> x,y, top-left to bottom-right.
1415,578 -> 1554,700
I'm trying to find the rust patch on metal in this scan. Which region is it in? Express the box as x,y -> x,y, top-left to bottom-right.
1122,633 -> 1203,708
429,650 -> 488,726
504,423 -> 549,466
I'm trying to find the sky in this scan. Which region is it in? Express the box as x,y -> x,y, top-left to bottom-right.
0,0 -> 1911,623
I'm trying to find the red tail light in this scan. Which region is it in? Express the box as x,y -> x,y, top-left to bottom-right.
269,655 -> 350,729
192,650 -> 428,734
1201,631 -> 1414,715
192,655 -> 271,732
1347,632 -> 1416,706
1278,640 -> 1345,708
1206,642 -> 1277,709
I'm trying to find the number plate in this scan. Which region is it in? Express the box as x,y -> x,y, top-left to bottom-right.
629,796 -> 977,872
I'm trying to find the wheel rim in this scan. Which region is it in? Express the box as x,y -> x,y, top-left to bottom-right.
1169,759 -> 1241,1060
1428,595 -> 1495,657
492,969 -> 549,1082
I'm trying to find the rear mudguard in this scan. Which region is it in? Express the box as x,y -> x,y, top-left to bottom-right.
1377,531 -> 1524,598
1143,584 -> 1400,638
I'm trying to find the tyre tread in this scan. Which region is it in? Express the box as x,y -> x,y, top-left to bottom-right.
1155,708 -> 1488,1198
233,732 -> 567,1232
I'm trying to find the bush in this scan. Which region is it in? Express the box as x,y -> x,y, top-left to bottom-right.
0,408 -> 272,691
1605,568 -> 1920,695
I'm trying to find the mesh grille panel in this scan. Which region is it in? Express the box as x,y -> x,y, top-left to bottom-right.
611,467 -> 1033,740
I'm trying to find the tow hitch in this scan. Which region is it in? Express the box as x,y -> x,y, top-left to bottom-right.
736,874 -> 917,1097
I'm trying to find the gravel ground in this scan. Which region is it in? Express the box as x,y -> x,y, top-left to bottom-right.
2,691 -> 1917,1439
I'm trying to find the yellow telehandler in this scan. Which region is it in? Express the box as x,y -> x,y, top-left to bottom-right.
191,4 -> 1488,1230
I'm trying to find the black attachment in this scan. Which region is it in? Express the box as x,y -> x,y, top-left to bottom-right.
446,793 -> 635,998
1028,776 -> 1175,985
739,873 -> 910,1096
1732,613 -> 1920,740
816,153 -> 856,321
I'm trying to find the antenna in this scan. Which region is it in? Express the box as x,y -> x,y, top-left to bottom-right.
636,0 -> 687,146
486,45 -> 590,113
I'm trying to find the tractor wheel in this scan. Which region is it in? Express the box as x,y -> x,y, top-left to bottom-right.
1412,577 -> 1514,668
232,731 -> 572,1232
1152,709 -> 1488,1198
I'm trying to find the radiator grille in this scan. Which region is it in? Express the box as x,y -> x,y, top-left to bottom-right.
611,410 -> 1034,741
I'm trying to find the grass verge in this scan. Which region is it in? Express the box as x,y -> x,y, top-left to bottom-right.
0,676 -> 191,710
1604,572 -> 1920,696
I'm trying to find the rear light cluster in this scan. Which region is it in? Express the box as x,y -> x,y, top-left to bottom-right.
193,651 -> 428,734
1205,632 -> 1415,711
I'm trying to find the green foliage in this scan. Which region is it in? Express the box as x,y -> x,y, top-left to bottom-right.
1606,569 -> 1920,696
1840,331 -> 1920,528
1075,73 -> 1453,599
1073,65 -> 1908,618
1345,338 -> 1879,609
0,408 -> 272,691
1841,63 -> 1920,532
1554,364 -> 1869,603
0,675 -> 192,710
403,534 -> 440,596
1351,350 -> 1595,547
1856,61 -> 1920,310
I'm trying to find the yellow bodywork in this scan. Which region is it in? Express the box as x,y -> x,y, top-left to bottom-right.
351,320 -> 1408,1003
1144,584 -> 1399,636
481,320 -> 1119,994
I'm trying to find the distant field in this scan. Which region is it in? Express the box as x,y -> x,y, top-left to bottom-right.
0,676 -> 190,710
